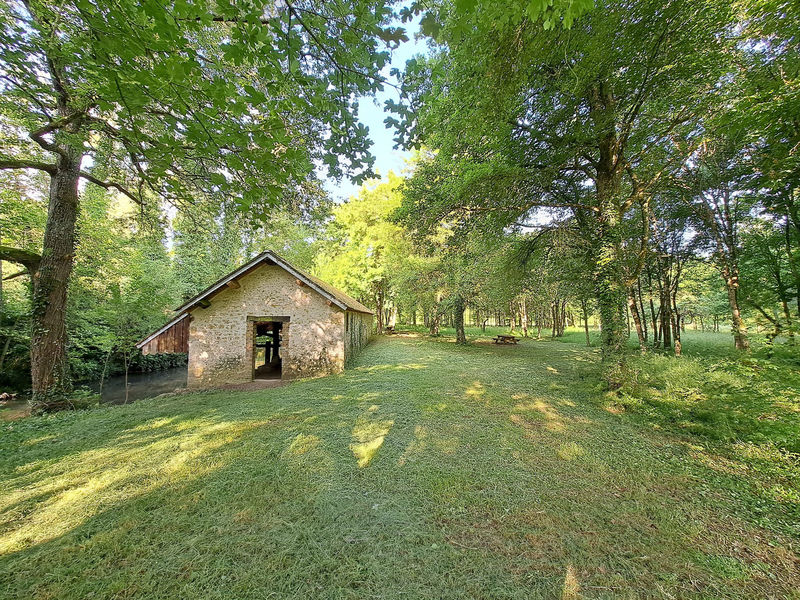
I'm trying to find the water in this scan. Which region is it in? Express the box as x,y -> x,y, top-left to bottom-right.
93,367 -> 188,405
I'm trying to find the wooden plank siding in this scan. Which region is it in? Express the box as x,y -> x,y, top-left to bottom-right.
140,315 -> 190,355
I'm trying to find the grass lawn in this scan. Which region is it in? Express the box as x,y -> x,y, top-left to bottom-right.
1,330 -> 798,599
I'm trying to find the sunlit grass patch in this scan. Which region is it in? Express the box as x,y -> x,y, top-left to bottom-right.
556,441 -> 586,461
350,409 -> 394,468
285,433 -> 320,456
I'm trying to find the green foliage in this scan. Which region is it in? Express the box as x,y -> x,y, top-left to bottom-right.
0,0 -> 400,206
66,189 -> 184,383
601,332 -> 800,529
315,172 -> 411,324
0,173 -> 48,389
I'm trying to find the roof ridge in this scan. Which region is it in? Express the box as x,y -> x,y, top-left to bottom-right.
172,250 -> 373,315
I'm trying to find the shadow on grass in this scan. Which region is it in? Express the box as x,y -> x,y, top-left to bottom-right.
1,334 -> 799,598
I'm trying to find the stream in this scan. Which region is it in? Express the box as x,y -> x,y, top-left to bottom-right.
91,367 -> 188,405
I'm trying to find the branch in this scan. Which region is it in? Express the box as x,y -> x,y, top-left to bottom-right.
3,270 -> 29,281
0,74 -> 55,119
0,246 -> 41,273
0,158 -> 56,174
28,110 -> 87,156
79,171 -> 142,205
747,299 -> 778,325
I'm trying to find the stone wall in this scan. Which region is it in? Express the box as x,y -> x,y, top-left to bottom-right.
344,310 -> 373,366
187,265 -> 347,388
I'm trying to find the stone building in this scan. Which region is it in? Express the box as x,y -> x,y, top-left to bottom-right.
136,251 -> 373,388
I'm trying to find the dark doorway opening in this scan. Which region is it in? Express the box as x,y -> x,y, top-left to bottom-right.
253,321 -> 283,379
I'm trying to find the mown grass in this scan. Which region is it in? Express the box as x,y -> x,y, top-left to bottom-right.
1,330 -> 798,599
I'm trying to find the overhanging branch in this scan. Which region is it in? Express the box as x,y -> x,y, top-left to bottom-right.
79,171 -> 143,205
0,158 -> 56,174
0,246 -> 41,273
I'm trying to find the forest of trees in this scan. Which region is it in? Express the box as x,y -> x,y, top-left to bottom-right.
1,0 -> 798,410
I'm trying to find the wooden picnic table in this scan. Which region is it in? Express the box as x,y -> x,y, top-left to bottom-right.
493,334 -> 519,344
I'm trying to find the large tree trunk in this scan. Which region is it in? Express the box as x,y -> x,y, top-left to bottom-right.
589,82 -> 628,382
29,147 -> 83,412
454,295 -> 466,343
593,179 -> 628,369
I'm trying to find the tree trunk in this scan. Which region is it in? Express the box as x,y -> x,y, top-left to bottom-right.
628,288 -> 647,352
721,264 -> 749,350
581,299 -> 591,346
637,278 -> 648,341
781,300 -> 794,344
0,232 -> 3,319
773,265 -> 794,343
521,297 -> 529,337
672,290 -> 682,357
626,300 -> 631,338
29,147 -> 83,412
454,296 -> 466,344
587,80 -> 628,388
123,350 -> 130,404
376,285 -> 385,334
646,269 -> 659,347
429,313 -> 440,336
99,346 -> 113,395
594,195 -> 628,364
